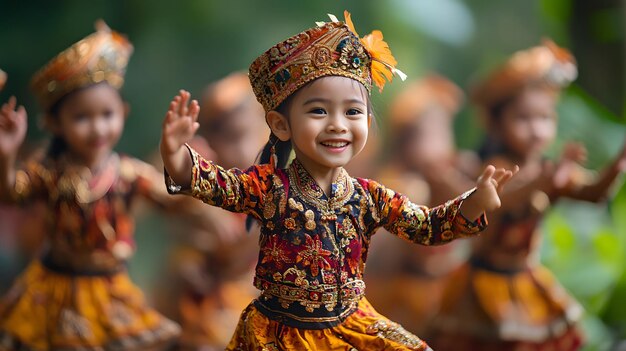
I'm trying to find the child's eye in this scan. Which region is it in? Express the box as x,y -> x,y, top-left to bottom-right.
309,108 -> 326,115
346,108 -> 363,116
103,109 -> 114,118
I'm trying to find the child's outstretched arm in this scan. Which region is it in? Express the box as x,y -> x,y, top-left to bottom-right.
567,138 -> 626,202
160,90 -> 200,188
0,96 -> 27,202
459,165 -> 518,221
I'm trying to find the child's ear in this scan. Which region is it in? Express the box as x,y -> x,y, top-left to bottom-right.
123,102 -> 131,119
266,110 -> 291,142
367,114 -> 372,128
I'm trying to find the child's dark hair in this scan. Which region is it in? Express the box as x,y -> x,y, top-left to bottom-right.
45,91 -> 72,160
476,96 -> 516,161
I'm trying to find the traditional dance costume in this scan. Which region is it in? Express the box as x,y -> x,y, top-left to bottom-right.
366,75 -> 473,338
174,73 -> 264,350
166,13 -> 487,350
0,23 -> 180,351
429,40 -> 584,351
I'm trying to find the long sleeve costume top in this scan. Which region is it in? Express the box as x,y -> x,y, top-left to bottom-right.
167,146 -> 486,329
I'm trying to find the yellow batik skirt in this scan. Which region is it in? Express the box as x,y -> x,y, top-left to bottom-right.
429,263 -> 584,351
0,260 -> 180,351
225,297 -> 433,351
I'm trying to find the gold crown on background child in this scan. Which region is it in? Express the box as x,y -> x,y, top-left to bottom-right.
249,11 -> 406,112
471,38 -> 577,111
31,20 -> 133,111
0,69 -> 6,91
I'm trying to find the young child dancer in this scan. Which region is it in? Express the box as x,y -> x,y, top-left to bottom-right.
0,22 -> 182,350
173,72 -> 267,350
160,12 -> 516,350
429,39 -> 626,351
365,74 -> 479,337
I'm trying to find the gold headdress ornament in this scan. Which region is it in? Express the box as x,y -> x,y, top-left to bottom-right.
0,69 -> 6,91
249,10 -> 406,112
31,20 -> 133,111
471,38 -> 577,111
389,73 -> 464,131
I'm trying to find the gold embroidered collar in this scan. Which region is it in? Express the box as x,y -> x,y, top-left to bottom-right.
287,159 -> 354,211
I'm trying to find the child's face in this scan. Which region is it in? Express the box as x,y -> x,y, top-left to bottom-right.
53,83 -> 126,165
405,107 -> 455,168
497,87 -> 558,160
284,76 -> 370,173
208,100 -> 268,169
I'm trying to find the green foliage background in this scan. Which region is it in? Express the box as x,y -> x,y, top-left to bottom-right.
0,1 -> 624,350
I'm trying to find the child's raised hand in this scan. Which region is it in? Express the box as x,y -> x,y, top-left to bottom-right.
553,142 -> 587,189
160,90 -> 200,156
460,165 -> 518,221
0,96 -> 27,160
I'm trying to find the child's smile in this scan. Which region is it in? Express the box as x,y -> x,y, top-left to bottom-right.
280,76 -> 370,180
320,139 -> 351,153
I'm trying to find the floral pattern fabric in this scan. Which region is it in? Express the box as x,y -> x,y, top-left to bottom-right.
167,145 -> 486,330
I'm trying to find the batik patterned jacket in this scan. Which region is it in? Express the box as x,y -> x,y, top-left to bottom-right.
167,146 -> 486,329
9,154 -> 174,274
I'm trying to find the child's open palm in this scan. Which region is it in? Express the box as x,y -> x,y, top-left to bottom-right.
476,165 -> 517,211
0,96 -> 27,159
461,165 -> 518,221
160,90 -> 200,156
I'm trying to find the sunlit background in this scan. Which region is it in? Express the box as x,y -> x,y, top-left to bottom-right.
0,1 -> 624,350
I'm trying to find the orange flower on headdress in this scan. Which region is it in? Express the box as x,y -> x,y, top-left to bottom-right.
343,10 -> 406,92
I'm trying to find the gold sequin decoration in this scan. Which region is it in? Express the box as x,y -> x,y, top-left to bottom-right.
305,209 -> 316,231
366,320 -> 425,350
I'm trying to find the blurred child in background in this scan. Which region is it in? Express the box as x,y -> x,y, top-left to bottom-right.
0,22 -> 187,350
167,72 -> 267,351
366,74 -> 479,337
429,39 -> 626,351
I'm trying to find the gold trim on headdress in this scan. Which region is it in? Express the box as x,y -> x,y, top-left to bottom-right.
0,69 -> 6,91
389,73 -> 464,131
471,38 -> 577,111
249,11 -> 405,112
31,20 -> 133,111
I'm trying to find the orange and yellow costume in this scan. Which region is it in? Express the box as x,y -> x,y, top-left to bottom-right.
165,14 -> 487,350
366,74 -> 473,338
0,23 -> 180,350
429,40 -> 584,351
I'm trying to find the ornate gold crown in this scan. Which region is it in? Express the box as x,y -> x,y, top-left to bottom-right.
249,11 -> 405,112
31,21 -> 133,111
471,38 -> 577,110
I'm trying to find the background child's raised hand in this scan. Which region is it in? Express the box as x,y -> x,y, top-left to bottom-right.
0,96 -> 28,160
553,142 -> 587,190
460,164 -> 518,221
160,90 -> 200,187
